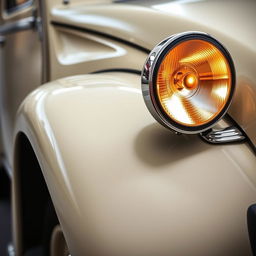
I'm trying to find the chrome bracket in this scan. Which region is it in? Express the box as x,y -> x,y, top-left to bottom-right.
200,126 -> 246,144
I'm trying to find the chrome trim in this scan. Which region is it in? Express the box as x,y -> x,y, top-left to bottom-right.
200,126 -> 246,144
0,16 -> 36,36
141,31 -> 235,134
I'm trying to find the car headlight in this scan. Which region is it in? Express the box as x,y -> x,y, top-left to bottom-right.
142,31 -> 235,134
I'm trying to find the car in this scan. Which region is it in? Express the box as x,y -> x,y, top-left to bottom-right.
0,0 -> 255,255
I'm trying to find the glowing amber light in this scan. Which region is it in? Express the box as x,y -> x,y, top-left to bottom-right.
184,73 -> 198,89
156,39 -> 232,126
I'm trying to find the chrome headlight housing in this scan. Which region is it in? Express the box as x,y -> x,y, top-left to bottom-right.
142,31 -> 236,134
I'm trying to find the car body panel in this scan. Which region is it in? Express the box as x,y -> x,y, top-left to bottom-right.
50,0 -> 256,148
14,72 -> 256,256
51,0 -> 255,52
0,0 -> 148,167
0,0 -> 254,255
48,26 -> 147,80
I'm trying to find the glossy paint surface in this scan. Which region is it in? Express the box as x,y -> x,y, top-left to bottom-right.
50,0 -> 256,147
14,73 -> 256,256
49,27 -> 147,80
0,1 -> 254,255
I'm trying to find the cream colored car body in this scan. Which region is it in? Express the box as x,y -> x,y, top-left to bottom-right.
0,0 -> 255,256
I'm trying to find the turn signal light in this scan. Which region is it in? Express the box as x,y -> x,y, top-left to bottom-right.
142,32 -> 235,134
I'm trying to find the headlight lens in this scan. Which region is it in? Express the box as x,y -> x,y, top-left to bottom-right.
142,32 -> 235,134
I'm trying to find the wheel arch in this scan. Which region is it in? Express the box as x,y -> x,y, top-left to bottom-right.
13,132 -> 56,255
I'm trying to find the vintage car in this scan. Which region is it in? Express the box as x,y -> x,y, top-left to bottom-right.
0,0 -> 255,255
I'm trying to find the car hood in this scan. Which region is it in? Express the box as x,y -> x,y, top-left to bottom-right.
51,0 -> 256,147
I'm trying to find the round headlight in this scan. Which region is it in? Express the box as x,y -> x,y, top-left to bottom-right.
142,32 -> 235,134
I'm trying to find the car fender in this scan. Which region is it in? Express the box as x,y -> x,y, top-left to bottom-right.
13,72 -> 256,256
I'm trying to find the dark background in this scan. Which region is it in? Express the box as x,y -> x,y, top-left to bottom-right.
0,167 -> 12,256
